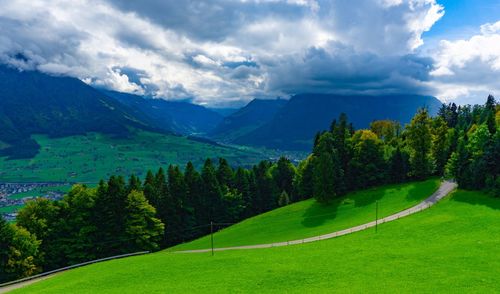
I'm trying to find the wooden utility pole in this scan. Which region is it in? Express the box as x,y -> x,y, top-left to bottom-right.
210,221 -> 214,256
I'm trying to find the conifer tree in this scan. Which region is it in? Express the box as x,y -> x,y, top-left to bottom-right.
431,117 -> 450,175
272,157 -> 296,197
201,159 -> 222,222
124,190 -> 164,252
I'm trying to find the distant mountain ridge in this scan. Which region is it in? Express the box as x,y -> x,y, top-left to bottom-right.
103,90 -> 223,135
210,98 -> 287,141
219,93 -> 442,150
0,64 -> 443,157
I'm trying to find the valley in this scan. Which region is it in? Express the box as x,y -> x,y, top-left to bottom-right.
0,131 -> 268,183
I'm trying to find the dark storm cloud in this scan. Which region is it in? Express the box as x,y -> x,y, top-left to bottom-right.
105,0 -> 314,42
6,0 -> 489,105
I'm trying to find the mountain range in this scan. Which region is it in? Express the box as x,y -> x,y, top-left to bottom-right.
0,65 -> 443,157
0,65 -> 161,158
227,93 -> 442,150
103,90 -> 223,135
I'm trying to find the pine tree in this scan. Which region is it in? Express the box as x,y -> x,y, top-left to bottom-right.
272,157 -> 296,197
253,161 -> 278,212
217,158 -> 234,188
201,159 -> 223,222
312,133 -> 343,204
184,162 -> 203,225
431,117 -> 450,175
93,176 -> 128,256
167,165 -> 193,244
484,95 -> 497,134
390,146 -> 409,183
127,174 -> 142,193
234,167 -> 252,218
59,185 -> 97,265
313,152 -> 336,204
124,191 -> 164,252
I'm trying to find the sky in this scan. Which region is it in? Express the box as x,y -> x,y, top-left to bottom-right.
0,0 -> 498,107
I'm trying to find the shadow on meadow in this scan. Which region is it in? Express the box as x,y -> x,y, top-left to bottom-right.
301,199 -> 340,228
451,190 -> 500,210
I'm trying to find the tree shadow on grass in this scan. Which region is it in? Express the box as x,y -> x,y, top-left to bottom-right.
301,199 -> 341,228
451,190 -> 500,210
353,185 -> 392,207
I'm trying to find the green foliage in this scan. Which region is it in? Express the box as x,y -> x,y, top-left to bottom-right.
0,218 -> 41,283
389,146 -> 409,183
431,116 -> 450,175
406,108 -> 433,179
124,191 -> 164,252
348,130 -> 386,188
312,133 -> 343,204
271,157 -> 296,197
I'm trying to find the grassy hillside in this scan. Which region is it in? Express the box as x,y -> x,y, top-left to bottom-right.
14,190 -> 500,293
173,179 -> 439,250
0,130 -> 267,183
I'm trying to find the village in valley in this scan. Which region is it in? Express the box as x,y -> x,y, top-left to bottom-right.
0,183 -> 69,221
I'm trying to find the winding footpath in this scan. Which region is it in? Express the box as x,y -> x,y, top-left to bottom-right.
177,180 -> 457,253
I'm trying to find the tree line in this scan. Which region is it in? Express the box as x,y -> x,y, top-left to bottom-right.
1,95 -> 498,283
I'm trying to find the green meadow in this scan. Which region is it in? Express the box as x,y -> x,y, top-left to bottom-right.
0,130 -> 268,183
13,189 -> 500,293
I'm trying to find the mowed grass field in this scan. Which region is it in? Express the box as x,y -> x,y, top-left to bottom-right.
13,190 -> 500,293
0,130 -> 268,183
173,179 -> 439,250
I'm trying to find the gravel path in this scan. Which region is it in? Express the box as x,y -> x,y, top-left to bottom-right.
176,180 -> 457,253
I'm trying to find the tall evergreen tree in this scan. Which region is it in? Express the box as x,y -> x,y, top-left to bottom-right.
184,162 -> 203,225
253,161 -> 278,212
389,146 -> 409,183
217,158 -> 234,188
234,167 -> 252,218
201,159 -> 223,222
127,174 -> 142,193
312,133 -> 343,203
93,176 -> 128,256
272,157 -> 296,197
431,116 -> 450,175
124,190 -> 164,252
166,165 -> 193,243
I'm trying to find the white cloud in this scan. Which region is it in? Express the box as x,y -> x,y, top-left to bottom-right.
430,20 -> 500,103
0,0 -> 447,106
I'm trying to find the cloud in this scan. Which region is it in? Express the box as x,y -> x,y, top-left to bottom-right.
0,0 -> 449,106
430,20 -> 500,104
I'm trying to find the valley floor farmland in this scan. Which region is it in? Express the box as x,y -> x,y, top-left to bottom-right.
11,190 -> 500,293
0,130 -> 269,183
